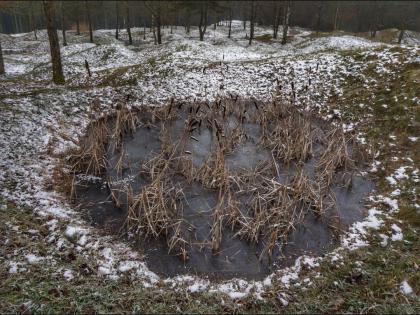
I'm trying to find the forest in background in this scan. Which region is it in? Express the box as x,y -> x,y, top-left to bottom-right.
1,1 -> 419,36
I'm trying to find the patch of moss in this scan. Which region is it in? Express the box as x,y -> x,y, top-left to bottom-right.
254,34 -> 273,43
96,66 -> 140,87
175,44 -> 188,52
148,57 -> 157,68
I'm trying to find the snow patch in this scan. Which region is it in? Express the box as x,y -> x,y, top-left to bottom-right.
386,176 -> 397,186
391,224 -> 403,241
187,280 -> 210,293
63,269 -> 74,281
9,261 -> 19,274
400,280 -> 414,295
25,254 -> 43,264
382,197 -> 399,213
379,234 -> 389,247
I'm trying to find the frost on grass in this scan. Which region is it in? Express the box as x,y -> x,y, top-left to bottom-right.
63,269 -> 74,281
391,224 -> 403,242
25,254 -> 43,264
341,208 -> 384,250
8,261 -> 19,274
400,280 -> 414,295
1,22 -> 419,300
382,197 -> 399,213
379,234 -> 389,247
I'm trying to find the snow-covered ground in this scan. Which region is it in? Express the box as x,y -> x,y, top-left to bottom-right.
0,22 -> 419,301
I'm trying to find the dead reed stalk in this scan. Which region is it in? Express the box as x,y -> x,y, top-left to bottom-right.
265,113 -> 313,164
68,117 -> 109,175
317,128 -> 355,187
62,97 -> 364,264
126,177 -> 183,239
111,106 -> 139,152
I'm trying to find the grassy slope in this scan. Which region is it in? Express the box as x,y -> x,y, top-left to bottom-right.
1,200 -> 418,313
283,46 -> 420,314
1,41 -> 419,313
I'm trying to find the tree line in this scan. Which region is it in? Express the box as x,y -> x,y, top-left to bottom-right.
1,1 -> 419,36
0,1 -> 418,79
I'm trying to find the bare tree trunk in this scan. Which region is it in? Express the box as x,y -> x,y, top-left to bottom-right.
18,15 -> 24,33
228,8 -> 232,38
273,3 -> 281,39
398,29 -> 405,44
370,3 -> 379,38
103,7 -> 108,29
0,42 -> 5,75
198,1 -> 208,41
143,22 -> 146,40
186,15 -> 190,34
243,20 -> 246,30
146,2 -> 162,44
30,2 -> 38,40
84,59 -> 91,77
370,19 -> 377,38
115,1 -> 119,39
76,19 -> 80,35
213,13 -> 217,30
85,0 -> 93,43
152,14 -> 157,45
281,1 -> 290,45
333,2 -> 340,31
356,7 -> 362,32
157,18 -> 161,44
13,14 -> 19,33
184,6 -> 191,34
125,1 -> 132,45
61,1 -> 67,46
316,3 -> 322,34
371,28 -> 377,38
156,8 -> 162,44
43,0 -> 65,84
248,1 -> 255,45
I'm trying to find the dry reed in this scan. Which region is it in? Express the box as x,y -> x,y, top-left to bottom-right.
60,96 -> 365,263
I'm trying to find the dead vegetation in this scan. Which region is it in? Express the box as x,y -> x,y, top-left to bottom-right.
111,105 -> 139,153
126,175 -> 185,252
267,113 -> 313,163
68,117 -> 109,175
60,96 -> 368,262
317,128 -> 356,188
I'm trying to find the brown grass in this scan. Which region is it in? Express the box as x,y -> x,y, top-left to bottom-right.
111,106 -> 139,153
68,117 -> 109,176
317,128 -> 355,188
259,103 -> 314,164
59,96 -> 364,262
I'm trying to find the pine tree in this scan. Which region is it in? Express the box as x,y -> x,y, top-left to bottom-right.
43,0 -> 65,84
125,1 -> 132,45
0,42 -> 5,75
281,1 -> 291,45
85,0 -> 93,43
61,1 -> 67,46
